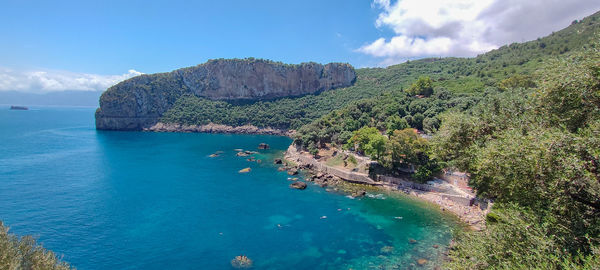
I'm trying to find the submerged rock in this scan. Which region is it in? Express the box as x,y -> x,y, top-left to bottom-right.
231,255 -> 253,269
274,158 -> 283,164
380,246 -> 394,254
290,181 -> 307,190
417,258 -> 428,266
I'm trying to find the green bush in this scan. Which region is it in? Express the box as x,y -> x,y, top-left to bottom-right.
0,222 -> 72,270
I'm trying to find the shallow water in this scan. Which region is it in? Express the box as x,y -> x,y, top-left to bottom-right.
0,106 -> 457,269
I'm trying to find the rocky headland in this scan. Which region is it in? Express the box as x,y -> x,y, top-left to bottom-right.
95,58 -> 356,130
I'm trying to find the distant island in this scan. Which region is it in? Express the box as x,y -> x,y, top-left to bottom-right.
9,105 -> 28,110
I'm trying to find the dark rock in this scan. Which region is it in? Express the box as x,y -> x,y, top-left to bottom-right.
258,143 -> 269,149
351,190 -> 366,197
274,158 -> 283,164
290,181 -> 307,190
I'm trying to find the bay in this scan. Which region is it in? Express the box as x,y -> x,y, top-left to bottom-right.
0,106 -> 456,269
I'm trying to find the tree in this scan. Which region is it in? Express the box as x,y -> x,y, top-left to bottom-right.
0,222 -> 72,270
347,127 -> 387,160
385,115 -> 409,135
388,128 -> 428,168
406,76 -> 434,96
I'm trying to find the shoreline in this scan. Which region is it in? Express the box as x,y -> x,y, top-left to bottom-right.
142,126 -> 488,230
144,122 -> 295,137
283,144 -> 489,231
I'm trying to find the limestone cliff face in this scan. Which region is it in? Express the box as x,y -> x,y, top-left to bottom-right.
95,59 -> 356,130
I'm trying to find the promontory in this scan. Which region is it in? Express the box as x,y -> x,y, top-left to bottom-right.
95,58 -> 356,130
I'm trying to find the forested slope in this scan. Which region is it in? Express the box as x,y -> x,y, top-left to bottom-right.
162,11 -> 600,130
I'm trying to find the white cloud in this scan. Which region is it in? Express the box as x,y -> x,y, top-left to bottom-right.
359,0 -> 600,66
0,68 -> 143,93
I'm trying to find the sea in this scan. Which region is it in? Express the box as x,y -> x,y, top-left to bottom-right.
0,106 -> 457,269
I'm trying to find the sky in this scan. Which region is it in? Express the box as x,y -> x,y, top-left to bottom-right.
1,0 -> 599,93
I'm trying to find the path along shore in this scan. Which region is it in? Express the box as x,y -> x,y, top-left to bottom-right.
285,144 -> 490,231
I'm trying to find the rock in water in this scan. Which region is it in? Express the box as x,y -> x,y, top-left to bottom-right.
95,59 -> 356,130
273,158 -> 283,164
258,143 -> 269,149
231,255 -> 253,269
290,181 -> 307,190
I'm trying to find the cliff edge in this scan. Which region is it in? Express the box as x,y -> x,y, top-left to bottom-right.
95,58 -> 356,130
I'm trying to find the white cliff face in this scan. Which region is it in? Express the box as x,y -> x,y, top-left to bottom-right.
95,59 -> 356,130
178,60 -> 355,100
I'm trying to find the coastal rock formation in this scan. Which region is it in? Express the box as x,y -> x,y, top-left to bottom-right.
96,59 -> 356,130
290,181 -> 307,190
146,122 -> 294,136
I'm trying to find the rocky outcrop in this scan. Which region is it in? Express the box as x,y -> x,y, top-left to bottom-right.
95,58 -> 356,130
145,122 -> 295,136
290,181 -> 307,190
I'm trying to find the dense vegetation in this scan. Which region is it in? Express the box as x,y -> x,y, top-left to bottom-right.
439,45 -> 600,269
289,12 -> 600,269
0,222 -> 71,270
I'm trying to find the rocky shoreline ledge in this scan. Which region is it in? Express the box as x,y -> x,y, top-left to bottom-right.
283,145 -> 489,231
145,122 -> 295,137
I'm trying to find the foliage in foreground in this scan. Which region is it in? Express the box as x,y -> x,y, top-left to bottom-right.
0,222 -> 72,270
447,205 -> 600,270
437,44 -> 600,268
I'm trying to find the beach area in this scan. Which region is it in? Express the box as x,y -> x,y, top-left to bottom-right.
283,144 -> 490,231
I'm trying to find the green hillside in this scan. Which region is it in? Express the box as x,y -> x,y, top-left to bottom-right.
292,11 -> 600,269
161,11 -> 600,130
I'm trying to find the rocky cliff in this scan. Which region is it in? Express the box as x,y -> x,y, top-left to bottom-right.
95,59 -> 356,130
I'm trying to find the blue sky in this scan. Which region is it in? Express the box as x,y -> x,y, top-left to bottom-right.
1,0 -> 385,74
1,0 -> 598,92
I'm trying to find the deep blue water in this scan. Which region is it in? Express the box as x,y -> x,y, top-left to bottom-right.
0,106 -> 456,269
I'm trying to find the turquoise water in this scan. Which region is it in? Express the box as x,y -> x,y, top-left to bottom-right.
0,106 -> 456,269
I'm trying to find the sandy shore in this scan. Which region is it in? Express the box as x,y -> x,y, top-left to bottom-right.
380,184 -> 488,231
285,146 -> 489,231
